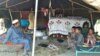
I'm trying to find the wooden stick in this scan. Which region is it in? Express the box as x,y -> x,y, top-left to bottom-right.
69,0 -> 94,11
0,0 -> 9,6
6,0 -> 29,8
71,2 -> 74,16
9,9 -> 13,23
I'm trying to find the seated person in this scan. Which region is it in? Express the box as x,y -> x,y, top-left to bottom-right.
3,19 -> 31,56
75,27 -> 84,50
86,28 -> 96,46
82,22 -> 89,38
67,26 -> 76,50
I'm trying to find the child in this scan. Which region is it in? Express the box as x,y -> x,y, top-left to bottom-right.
75,27 -> 84,50
67,26 -> 76,49
86,28 -> 96,46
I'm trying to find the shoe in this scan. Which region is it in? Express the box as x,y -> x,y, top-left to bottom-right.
67,48 -> 71,50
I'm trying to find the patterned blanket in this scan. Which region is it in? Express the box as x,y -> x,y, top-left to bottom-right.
48,17 -> 90,35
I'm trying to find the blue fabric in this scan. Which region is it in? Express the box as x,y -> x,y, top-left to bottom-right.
96,42 -> 100,46
3,25 -> 31,51
20,19 -> 29,28
0,36 -> 4,42
0,33 -> 7,42
75,33 -> 84,46
76,46 -> 95,51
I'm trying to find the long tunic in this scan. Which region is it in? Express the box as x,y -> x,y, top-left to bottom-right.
3,25 -> 31,50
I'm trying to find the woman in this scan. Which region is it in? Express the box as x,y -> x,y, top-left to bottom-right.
82,22 -> 89,38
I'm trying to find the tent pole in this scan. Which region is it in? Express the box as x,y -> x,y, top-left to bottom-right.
9,9 -> 13,22
89,11 -> 93,27
32,0 -> 38,56
5,0 -> 9,8
71,2 -> 74,16
49,0 -> 51,19
7,0 -> 29,8
0,0 -> 9,6
69,0 -> 94,11
20,11 -> 22,19
9,8 -> 87,12
11,11 -> 35,12
92,11 -> 100,13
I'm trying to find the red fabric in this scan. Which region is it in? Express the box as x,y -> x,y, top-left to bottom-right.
0,41 -> 13,46
21,11 -> 29,19
6,41 -> 13,46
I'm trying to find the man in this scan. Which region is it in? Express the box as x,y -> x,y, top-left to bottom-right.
3,19 -> 31,56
